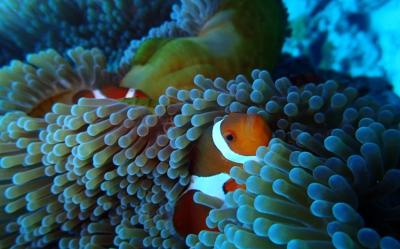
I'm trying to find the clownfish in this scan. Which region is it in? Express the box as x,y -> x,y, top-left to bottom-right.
72,85 -> 147,101
29,86 -> 148,117
190,112 -> 272,176
212,112 -> 272,164
173,113 -> 272,237
172,173 -> 231,237
172,189 -> 218,237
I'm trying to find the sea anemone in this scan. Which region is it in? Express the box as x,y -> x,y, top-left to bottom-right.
0,95 -> 189,248
1,59 -> 400,248
168,70 -> 400,249
121,0 -> 288,100
1,0 -> 288,106
0,0 -> 177,69
0,47 -> 113,116
1,1 -> 399,248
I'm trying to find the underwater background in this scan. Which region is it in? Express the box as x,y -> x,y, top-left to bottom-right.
0,0 -> 399,249
283,0 -> 400,102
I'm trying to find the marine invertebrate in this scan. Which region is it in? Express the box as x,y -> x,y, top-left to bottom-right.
0,95 -> 187,248
0,44 -> 185,247
0,0 -> 177,69
1,56 -> 400,248
0,47 -> 110,116
161,70 -> 400,248
0,0 -> 288,245
1,1 -> 398,247
121,0 -> 288,100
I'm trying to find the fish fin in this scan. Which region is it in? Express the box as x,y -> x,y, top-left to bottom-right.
223,178 -> 245,193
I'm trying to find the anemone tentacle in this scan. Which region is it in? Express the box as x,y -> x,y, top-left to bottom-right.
1,55 -> 400,248
176,70 -> 400,249
120,0 -> 222,68
0,47 -> 112,115
0,87 -> 197,248
0,0 -> 177,69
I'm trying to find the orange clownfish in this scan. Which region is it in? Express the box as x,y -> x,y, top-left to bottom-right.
172,174 -> 246,237
30,86 -> 148,117
73,85 -> 147,101
172,189 -> 218,237
190,112 -> 272,176
222,178 -> 245,193
172,173 -> 232,237
212,112 -> 272,164
173,113 -> 272,237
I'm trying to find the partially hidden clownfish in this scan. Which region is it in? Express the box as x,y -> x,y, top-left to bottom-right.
29,86 -> 150,117
173,113 -> 272,237
72,86 -> 142,100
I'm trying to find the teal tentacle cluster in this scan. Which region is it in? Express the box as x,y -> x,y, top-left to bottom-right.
0,0 -> 223,71
0,111 -> 50,248
159,70 -> 360,147
42,98 -> 183,249
177,70 -> 400,249
0,0 -> 177,68
0,47 -> 109,115
155,81 -> 226,161
1,64 -> 400,248
0,95 -> 192,248
120,0 -> 221,68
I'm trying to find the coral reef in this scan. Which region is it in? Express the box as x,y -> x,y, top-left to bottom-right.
281,0 -> 400,96
282,0 -> 387,77
273,54 -> 400,107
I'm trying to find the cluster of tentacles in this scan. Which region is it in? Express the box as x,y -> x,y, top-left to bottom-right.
0,0 -> 229,72
0,44 -> 399,249
1,0 -> 399,248
171,70 -> 400,249
0,48 -> 188,248
0,0 -> 178,68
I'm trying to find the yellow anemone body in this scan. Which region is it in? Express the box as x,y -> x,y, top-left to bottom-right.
122,0 -> 287,100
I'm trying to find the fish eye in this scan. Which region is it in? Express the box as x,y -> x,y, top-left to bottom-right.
225,134 -> 234,141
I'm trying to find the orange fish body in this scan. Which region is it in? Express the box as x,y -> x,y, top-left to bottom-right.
219,113 -> 272,155
190,113 -> 271,176
173,113 -> 271,237
29,86 -> 147,117
189,126 -> 234,176
74,86 -> 146,100
173,190 -> 218,237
